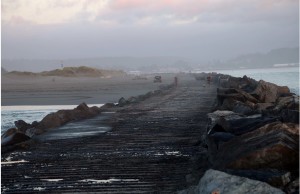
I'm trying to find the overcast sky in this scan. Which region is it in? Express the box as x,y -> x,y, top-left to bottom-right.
2,0 -> 299,62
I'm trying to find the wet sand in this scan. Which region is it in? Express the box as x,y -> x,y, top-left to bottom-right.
2,74 -> 178,106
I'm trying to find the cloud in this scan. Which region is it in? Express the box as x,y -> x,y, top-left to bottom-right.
2,0 -> 298,26
105,0 -> 210,25
1,0 -> 108,25
2,0 -> 298,60
105,0 -> 298,24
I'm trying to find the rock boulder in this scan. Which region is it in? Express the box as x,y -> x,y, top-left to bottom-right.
217,88 -> 258,105
14,120 -> 32,132
255,103 -> 274,112
1,132 -> 31,147
252,80 -> 290,103
284,178 -> 299,194
1,128 -> 18,139
37,112 -> 64,130
280,109 -> 299,123
207,111 -> 278,136
225,169 -> 292,188
100,103 -> 115,110
36,102 -> 101,132
178,169 -> 284,194
118,97 -> 129,107
212,122 -> 299,173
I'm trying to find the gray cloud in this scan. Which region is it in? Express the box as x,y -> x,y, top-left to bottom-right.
1,0 -> 299,63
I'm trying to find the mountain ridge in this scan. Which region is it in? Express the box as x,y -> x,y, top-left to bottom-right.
2,47 -> 298,72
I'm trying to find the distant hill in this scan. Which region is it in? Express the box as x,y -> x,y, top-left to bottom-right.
4,66 -> 126,77
216,47 -> 299,69
2,48 -> 298,72
1,67 -> 8,75
1,56 -> 190,73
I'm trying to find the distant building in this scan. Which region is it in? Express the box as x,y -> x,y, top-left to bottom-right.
273,63 -> 299,67
128,71 -> 141,75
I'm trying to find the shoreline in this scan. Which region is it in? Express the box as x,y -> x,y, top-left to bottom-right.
1,104 -> 105,135
1,104 -> 105,111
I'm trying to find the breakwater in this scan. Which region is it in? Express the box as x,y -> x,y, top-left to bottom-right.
1,76 -> 215,193
180,73 -> 299,194
1,73 -> 299,193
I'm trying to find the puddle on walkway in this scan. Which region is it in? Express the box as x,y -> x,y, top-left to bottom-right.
79,178 -> 139,184
36,112 -> 114,141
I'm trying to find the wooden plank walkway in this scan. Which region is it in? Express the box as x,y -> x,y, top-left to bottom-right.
2,77 -> 216,193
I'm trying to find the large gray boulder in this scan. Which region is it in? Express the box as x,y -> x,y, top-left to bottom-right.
207,110 -> 277,136
127,96 -> 139,103
1,128 -> 18,139
224,169 -> 292,188
280,109 -> 299,124
258,95 -> 299,123
36,103 -> 101,133
275,96 -> 299,123
14,120 -> 32,132
178,169 -> 285,194
275,96 -> 299,111
216,88 -> 259,114
99,103 -> 115,111
212,122 -> 299,172
118,97 -> 129,107
37,112 -> 65,130
218,75 -> 258,92
1,132 -> 31,147
207,110 -> 240,132
252,80 -> 290,103
217,88 -> 258,104
220,98 -> 257,115
285,178 -> 299,194
255,102 -> 274,112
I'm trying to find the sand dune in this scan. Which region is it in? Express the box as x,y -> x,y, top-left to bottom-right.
5,66 -> 125,78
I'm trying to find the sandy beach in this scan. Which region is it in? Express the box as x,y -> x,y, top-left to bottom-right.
2,73 -> 178,106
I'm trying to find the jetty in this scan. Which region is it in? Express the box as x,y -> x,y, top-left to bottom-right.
2,76 -> 217,193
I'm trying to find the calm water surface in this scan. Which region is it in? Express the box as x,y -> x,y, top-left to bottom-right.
214,67 -> 299,94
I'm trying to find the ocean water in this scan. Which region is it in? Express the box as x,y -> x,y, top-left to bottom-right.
215,67 -> 299,94
1,104 -> 103,134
